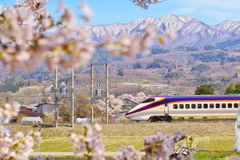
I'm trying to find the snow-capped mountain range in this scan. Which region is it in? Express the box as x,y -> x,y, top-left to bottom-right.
83,14 -> 240,47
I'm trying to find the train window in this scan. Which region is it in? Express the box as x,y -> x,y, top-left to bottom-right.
216,103 -> 220,108
141,98 -> 155,103
234,103 -> 239,108
185,104 -> 190,109
179,104 -> 184,109
222,103 -> 226,108
197,104 -> 202,109
210,103 -> 214,109
191,104 -> 196,109
173,104 -> 178,109
228,103 -> 232,108
204,104 -> 208,109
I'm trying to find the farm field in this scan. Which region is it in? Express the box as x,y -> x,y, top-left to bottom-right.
4,122 -> 240,159
32,135 -> 235,152
6,122 -> 236,137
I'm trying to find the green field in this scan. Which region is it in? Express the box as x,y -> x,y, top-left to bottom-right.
33,136 -> 144,152
33,135 -> 235,152
4,122 -> 240,159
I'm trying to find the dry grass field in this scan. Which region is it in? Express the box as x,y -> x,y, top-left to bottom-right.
4,122 -> 237,152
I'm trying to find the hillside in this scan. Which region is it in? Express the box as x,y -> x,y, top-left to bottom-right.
86,47 -> 240,96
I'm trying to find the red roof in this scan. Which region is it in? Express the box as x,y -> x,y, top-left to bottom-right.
20,110 -> 43,117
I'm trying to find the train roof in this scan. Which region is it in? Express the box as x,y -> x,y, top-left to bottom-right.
150,95 -> 240,101
152,95 -> 240,98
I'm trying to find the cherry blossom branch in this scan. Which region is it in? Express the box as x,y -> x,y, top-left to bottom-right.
0,102 -> 42,160
129,0 -> 166,9
70,122 -> 105,160
0,123 -> 42,159
142,130 -> 186,160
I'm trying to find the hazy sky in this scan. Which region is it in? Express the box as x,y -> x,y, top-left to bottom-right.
2,0 -> 240,26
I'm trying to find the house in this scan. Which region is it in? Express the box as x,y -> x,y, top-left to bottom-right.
122,98 -> 139,110
35,102 -> 55,114
17,110 -> 43,123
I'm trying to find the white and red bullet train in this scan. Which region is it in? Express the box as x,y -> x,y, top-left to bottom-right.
125,95 -> 240,122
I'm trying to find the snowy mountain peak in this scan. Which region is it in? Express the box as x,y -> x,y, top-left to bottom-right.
161,13 -> 177,20
160,14 -> 193,23
178,15 -> 194,23
133,17 -> 155,24
83,14 -> 240,47
215,20 -> 240,35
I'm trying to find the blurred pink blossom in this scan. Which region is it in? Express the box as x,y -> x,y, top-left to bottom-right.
114,146 -> 141,160
0,128 -> 42,160
102,24 -> 156,58
80,0 -> 93,22
130,0 -> 164,9
142,131 -> 185,160
70,122 -> 105,159
0,103 -> 20,120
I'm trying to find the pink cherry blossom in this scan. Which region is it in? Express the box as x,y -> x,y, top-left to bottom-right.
80,0 -> 93,22
0,128 -> 42,160
130,0 -> 165,9
70,122 -> 105,159
0,102 -> 20,120
142,131 -> 185,160
101,24 -> 156,58
98,95 -> 123,116
114,146 -> 141,160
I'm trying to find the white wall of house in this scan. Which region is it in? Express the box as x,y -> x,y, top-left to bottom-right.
36,103 -> 55,114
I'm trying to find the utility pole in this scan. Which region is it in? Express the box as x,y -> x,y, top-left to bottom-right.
106,63 -> 109,123
54,67 -> 58,128
90,63 -> 109,123
71,68 -> 74,128
91,63 -> 94,123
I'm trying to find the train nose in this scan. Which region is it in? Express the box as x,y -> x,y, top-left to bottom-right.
125,111 -> 131,118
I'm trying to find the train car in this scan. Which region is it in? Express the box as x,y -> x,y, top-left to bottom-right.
125,95 -> 240,122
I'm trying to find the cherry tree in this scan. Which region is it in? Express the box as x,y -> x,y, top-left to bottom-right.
118,92 -> 148,102
134,92 -> 148,102
98,94 -> 123,116
118,94 -> 134,100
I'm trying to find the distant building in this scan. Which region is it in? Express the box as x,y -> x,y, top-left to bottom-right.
122,82 -> 169,89
35,102 -> 55,114
17,110 -> 43,123
21,117 -> 43,123
143,84 -> 169,88
122,98 -> 139,110
122,82 -> 138,86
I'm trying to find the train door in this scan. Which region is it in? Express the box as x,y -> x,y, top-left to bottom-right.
164,103 -> 172,122
164,103 -> 169,116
